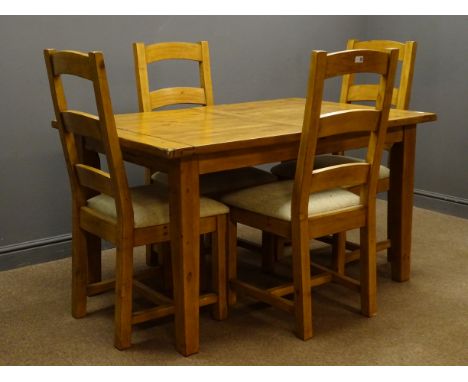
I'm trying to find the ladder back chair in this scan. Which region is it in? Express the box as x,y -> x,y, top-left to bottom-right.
133,40 -> 276,196
221,48 -> 399,339
270,40 -> 417,274
133,41 -> 277,266
134,40 -> 214,112
44,49 -> 229,350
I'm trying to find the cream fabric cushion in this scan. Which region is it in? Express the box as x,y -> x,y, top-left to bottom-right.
87,185 -> 229,228
151,167 -> 277,198
220,180 -> 361,221
271,155 -> 390,180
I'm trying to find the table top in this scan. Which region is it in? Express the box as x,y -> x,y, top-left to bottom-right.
114,98 -> 437,159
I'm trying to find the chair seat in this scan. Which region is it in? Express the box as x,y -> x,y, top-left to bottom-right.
151,167 -> 278,198
87,184 -> 229,228
220,180 -> 361,222
270,155 -> 390,180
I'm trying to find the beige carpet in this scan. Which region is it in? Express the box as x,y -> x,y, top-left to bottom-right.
1,200 -> 467,365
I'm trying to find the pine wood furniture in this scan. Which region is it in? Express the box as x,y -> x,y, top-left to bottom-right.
270,40 -> 417,273
44,49 -> 229,351
100,98 -> 436,356
133,41 -> 277,267
221,48 -> 399,339
133,40 -> 277,192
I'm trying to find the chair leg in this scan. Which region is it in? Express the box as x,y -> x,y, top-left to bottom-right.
331,232 -> 346,275
292,222 -> 313,340
274,236 -> 287,262
202,233 -> 212,251
114,242 -> 134,350
261,232 -> 276,273
87,233 -> 101,284
227,218 -> 238,306
145,245 -> 159,267
71,225 -> 89,319
211,215 -> 228,320
360,225 -> 377,317
385,190 -> 392,263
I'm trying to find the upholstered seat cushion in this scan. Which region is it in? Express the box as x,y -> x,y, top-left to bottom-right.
151,167 -> 278,198
220,180 -> 361,222
86,185 -> 229,228
270,155 -> 390,180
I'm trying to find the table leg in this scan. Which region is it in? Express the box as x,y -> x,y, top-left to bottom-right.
168,157 -> 200,356
388,125 -> 417,282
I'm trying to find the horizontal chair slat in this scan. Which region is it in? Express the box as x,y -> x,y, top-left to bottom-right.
199,293 -> 219,307
231,280 -> 295,314
319,109 -> 380,137
353,40 -> 406,60
326,49 -> 390,78
51,50 -> 92,80
347,84 -> 379,102
62,111 -> 101,140
311,262 -> 361,292
348,85 -> 399,106
310,162 -> 370,192
150,87 -> 206,109
80,207 -> 117,244
133,280 -> 173,305
75,164 -> 114,196
145,42 -> 202,63
132,304 -> 174,325
87,279 -> 115,296
308,207 -> 366,238
345,239 -> 392,263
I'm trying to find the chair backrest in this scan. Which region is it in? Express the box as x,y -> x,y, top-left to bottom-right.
340,40 -> 416,109
44,49 -> 132,223
292,49 -> 398,217
133,41 -> 214,112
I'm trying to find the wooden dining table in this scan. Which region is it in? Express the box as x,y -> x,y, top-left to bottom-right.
110,97 -> 436,356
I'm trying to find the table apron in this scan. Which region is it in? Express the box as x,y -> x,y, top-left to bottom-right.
89,125 -> 406,177
196,127 -> 405,175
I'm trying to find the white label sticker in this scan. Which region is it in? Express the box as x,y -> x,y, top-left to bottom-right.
355,56 -> 364,63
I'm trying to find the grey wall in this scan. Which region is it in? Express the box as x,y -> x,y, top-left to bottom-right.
0,15 -> 466,267
363,16 -> 468,215
0,15 -> 366,251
